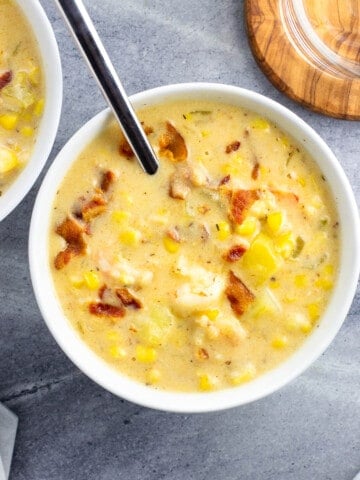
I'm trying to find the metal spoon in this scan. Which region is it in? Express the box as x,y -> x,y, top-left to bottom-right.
55,0 -> 159,175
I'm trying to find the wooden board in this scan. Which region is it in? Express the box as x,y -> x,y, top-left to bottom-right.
245,0 -> 360,120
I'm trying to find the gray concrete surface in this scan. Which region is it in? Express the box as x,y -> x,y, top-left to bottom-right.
0,1 -> 359,479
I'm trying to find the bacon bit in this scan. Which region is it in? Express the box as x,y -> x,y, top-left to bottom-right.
116,287 -> 142,309
98,284 -> 107,299
119,137 -> 134,158
89,302 -> 126,317
225,141 -> 241,154
272,190 -> 299,203
251,162 -> 260,180
100,170 -> 116,192
225,271 -> 255,316
54,216 -> 87,269
99,285 -> 125,309
141,122 -> 154,135
224,244 -> 247,262
228,189 -> 259,224
81,194 -> 107,223
54,249 -> 75,270
219,174 -> 231,186
166,226 -> 181,243
56,216 -> 85,245
119,124 -> 154,158
196,348 -> 209,360
0,71 -> 12,90
159,122 -> 187,162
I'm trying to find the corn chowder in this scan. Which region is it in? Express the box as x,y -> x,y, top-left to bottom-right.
0,0 -> 44,195
50,100 -> 339,392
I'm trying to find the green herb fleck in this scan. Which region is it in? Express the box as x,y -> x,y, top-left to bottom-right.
292,236 -> 305,258
190,110 -> 212,115
13,41 -> 22,56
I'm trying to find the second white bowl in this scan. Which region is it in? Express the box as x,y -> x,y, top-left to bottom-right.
0,0 -> 62,222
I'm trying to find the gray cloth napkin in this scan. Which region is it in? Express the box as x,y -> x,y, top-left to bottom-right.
0,404 -> 17,480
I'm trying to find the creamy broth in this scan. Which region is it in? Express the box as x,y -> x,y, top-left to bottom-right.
0,0 -> 45,194
50,100 -> 339,392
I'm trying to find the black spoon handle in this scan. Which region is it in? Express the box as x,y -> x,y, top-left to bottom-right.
55,0 -> 159,175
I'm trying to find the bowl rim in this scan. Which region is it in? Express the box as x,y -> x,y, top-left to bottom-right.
0,0 -> 63,222
29,82 -> 360,413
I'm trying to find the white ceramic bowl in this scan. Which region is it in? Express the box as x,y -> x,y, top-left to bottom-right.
0,0 -> 62,222
29,83 -> 360,413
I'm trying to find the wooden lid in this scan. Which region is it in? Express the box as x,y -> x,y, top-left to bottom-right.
245,0 -> 360,119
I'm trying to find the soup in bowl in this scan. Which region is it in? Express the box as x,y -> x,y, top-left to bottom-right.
0,0 -> 62,221
29,83 -> 359,412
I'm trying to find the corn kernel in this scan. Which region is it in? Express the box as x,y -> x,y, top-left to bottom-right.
323,264 -> 334,276
0,147 -> 19,174
28,65 -> 40,85
0,113 -> 18,130
235,216 -> 257,236
216,221 -> 231,240
232,153 -> 243,163
221,153 -> 243,175
294,274 -> 308,288
251,117 -> 270,130
221,163 -> 238,175
22,112 -> 32,122
230,364 -> 256,385
297,177 -> 306,187
242,234 -> 280,283
109,345 -> 126,359
311,195 -> 323,209
163,236 -> 180,253
259,165 -> 268,178
33,98 -> 45,116
117,273 -> 133,285
198,374 -> 213,391
112,210 -> 130,223
83,271 -> 100,290
201,309 -> 219,321
119,228 -> 141,246
281,136 -> 290,147
135,345 -> 157,363
157,207 -> 168,216
275,231 -> 296,258
147,368 -> 161,384
69,274 -> 84,288
118,191 -> 134,205
315,278 -> 334,290
307,303 -> 321,322
271,335 -> 288,349
201,130 -> 210,137
267,211 -> 283,234
284,295 -> 296,303
300,322 -> 312,334
286,313 -> 311,333
20,126 -> 34,137
106,330 -> 121,342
